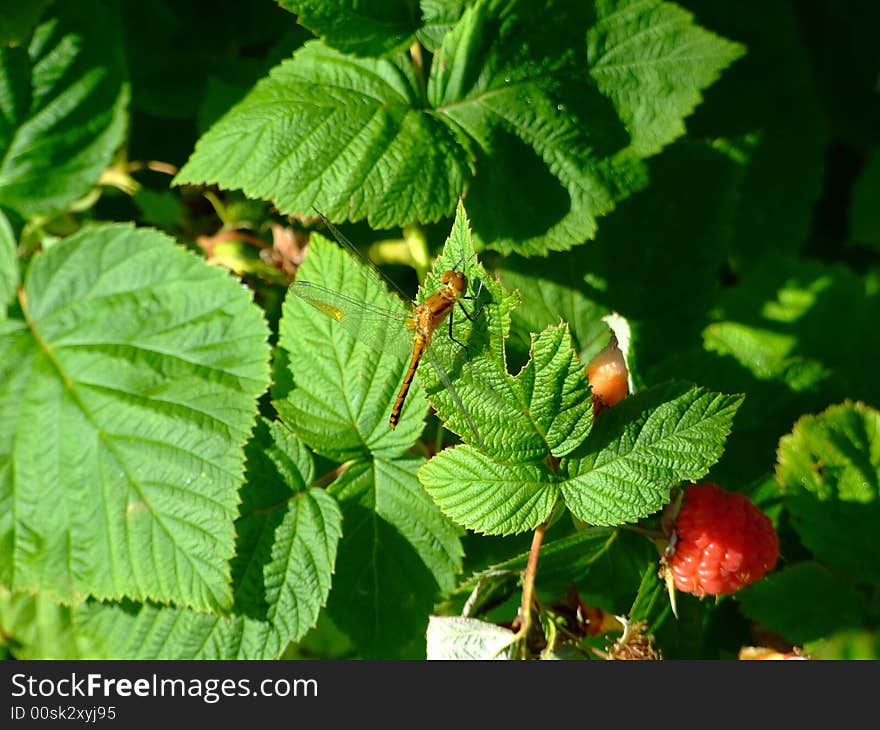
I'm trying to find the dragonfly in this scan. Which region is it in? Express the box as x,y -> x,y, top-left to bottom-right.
290,212 -> 485,443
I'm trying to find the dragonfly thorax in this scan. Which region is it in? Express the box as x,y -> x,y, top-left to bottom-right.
440,269 -> 467,298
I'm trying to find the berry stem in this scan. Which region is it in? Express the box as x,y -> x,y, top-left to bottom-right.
516,519 -> 548,658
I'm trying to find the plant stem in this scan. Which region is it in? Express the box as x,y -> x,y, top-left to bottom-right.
409,40 -> 426,103
517,519 -> 548,658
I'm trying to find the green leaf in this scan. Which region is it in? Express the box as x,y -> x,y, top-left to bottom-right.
0,208 -> 17,317
512,325 -> 595,455
0,0 -> 52,46
850,148 -> 880,250
176,40 -> 471,229
806,629 -> 880,661
445,527 -> 617,615
0,588 -> 99,659
74,487 -> 342,659
326,457 -> 463,658
279,0 -> 420,56
502,140 -> 743,370
628,565 -> 669,627
277,233 -> 427,461
576,528 -> 656,613
0,2 -> 129,219
776,402 -> 880,584
417,0 -> 469,51
587,0 -> 745,157
559,383 -> 743,526
737,562 -> 868,646
0,225 -> 270,612
419,445 -> 560,535
682,1 -> 828,268
432,0 -> 741,254
703,256 -> 880,405
131,188 -> 184,230
656,255 -> 880,486
419,203 -> 593,459
426,615 -> 515,659
68,422 -> 341,659
177,0 -> 742,255
427,0 -> 629,255
281,202 -> 589,462
497,258 -> 611,372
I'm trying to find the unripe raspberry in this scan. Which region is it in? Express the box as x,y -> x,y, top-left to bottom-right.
667,483 -> 779,597
585,337 -> 628,415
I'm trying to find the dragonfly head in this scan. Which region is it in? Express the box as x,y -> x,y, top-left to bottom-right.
440,269 -> 467,297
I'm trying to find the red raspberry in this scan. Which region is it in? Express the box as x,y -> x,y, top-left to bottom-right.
668,483 -> 779,597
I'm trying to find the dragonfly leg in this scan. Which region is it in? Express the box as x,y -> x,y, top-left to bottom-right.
458,278 -> 485,321
447,305 -> 470,356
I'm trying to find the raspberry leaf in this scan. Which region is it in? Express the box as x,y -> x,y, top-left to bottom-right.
776,402 -> 880,584
175,0 -> 742,255
586,0 -> 745,157
559,383 -> 743,526
277,232 -> 426,461
70,421 -> 342,659
419,445 -> 560,535
0,225 -> 270,612
278,0 -> 420,57
325,457 -> 463,658
738,562 -> 868,646
0,1 -> 129,218
444,528 -> 617,615
419,203 -> 593,460
0,210 -> 16,318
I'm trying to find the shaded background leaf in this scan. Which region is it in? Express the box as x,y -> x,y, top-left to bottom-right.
0,1 -> 129,218
326,457 -> 463,658
776,402 -> 880,584
279,0 -> 420,57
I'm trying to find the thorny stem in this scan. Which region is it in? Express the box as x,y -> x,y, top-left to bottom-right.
516,519 -> 549,659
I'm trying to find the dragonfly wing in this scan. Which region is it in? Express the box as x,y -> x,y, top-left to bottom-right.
291,281 -> 412,359
423,346 -> 485,450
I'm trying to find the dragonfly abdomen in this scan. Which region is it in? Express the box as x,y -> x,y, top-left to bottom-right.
388,270 -> 466,428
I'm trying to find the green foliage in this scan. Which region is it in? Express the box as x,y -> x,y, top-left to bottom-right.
325,457 -> 462,658
0,1 -> 129,218
737,562 -> 868,646
0,225 -> 270,611
777,402 -> 880,584
559,383 -> 742,525
3,0 -> 879,660
26,420 -> 342,659
681,0 -> 828,268
176,0 -> 742,255
0,209 -> 17,317
279,0 -> 420,56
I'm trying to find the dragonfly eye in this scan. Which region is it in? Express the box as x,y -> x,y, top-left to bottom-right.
441,270 -> 467,292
